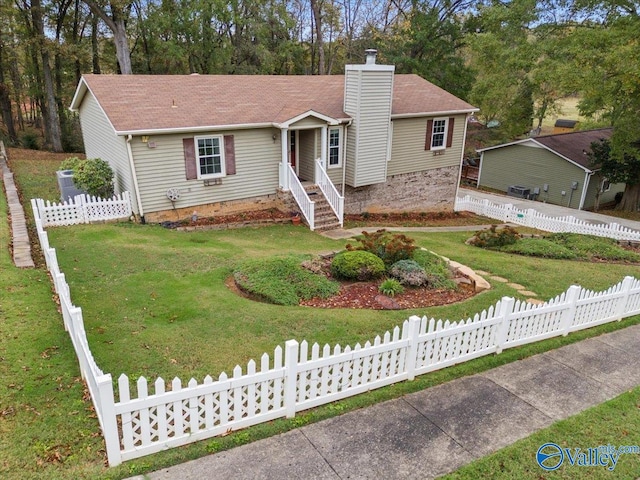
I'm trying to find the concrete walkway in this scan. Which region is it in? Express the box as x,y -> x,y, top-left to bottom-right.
459,186 -> 640,232
0,145 -> 34,268
128,324 -> 640,480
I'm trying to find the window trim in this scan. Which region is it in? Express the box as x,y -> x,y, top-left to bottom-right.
601,178 -> 611,193
430,117 -> 448,151
327,126 -> 342,168
194,135 -> 226,179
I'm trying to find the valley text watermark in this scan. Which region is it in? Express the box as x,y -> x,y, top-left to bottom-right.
536,443 -> 640,472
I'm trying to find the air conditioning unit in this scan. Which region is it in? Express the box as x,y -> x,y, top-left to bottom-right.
57,170 -> 86,202
507,185 -> 530,198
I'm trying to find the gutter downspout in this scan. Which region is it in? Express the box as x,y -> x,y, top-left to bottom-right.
341,120 -> 352,197
126,135 -> 145,223
454,114 -> 471,203
578,170 -> 591,210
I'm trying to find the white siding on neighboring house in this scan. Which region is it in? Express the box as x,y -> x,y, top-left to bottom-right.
388,115 -> 466,176
78,92 -> 136,211
130,128 -> 280,214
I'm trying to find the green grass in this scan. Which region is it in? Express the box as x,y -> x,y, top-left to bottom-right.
3,147 -> 640,479
442,386 -> 640,479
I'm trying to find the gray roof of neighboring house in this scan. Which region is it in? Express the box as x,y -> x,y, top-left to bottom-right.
478,128 -> 613,172
70,74 -> 477,134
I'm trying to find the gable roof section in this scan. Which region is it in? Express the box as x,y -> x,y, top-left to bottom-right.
477,128 -> 613,172
70,74 -> 476,135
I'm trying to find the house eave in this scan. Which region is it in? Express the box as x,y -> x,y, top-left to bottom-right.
115,122 -> 278,137
391,108 -> 479,120
275,110 -> 343,129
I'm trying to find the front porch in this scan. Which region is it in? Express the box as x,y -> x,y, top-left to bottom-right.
276,112 -> 345,231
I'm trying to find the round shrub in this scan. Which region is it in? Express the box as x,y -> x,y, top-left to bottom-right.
469,225 -> 520,249
330,251 -> 386,281
59,157 -> 114,198
389,259 -> 429,287
379,278 -> 404,297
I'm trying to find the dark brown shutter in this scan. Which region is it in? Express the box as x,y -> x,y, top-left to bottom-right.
446,117 -> 455,148
425,119 -> 434,150
183,138 -> 197,180
224,135 -> 236,175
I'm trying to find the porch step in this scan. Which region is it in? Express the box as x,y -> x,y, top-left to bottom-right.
304,185 -> 341,231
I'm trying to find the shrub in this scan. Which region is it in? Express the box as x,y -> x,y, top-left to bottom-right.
330,250 -> 386,281
379,278 -> 404,297
469,225 -> 520,249
412,249 -> 456,290
389,259 -> 429,287
60,157 -> 114,198
234,256 -> 340,306
546,233 -> 640,262
21,132 -> 40,150
346,229 -> 416,266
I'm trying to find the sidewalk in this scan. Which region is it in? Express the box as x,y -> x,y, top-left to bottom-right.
128,323 -> 640,480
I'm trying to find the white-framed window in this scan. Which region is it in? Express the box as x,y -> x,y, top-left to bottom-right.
328,127 -> 341,168
431,118 -> 448,150
601,178 -> 611,192
195,136 -> 225,179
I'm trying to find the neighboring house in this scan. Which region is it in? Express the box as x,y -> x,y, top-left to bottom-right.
477,128 -> 623,210
70,50 -> 477,229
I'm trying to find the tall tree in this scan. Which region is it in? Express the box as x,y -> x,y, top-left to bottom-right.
82,0 -> 133,74
30,0 -> 64,151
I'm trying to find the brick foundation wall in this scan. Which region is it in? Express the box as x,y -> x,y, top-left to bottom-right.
143,193 -> 290,223
341,165 -> 459,214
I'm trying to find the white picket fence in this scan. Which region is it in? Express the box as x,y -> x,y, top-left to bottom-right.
31,201 -> 640,467
33,192 -> 132,227
455,194 -> 640,242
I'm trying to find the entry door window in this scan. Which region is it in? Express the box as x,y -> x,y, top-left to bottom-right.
289,131 -> 296,167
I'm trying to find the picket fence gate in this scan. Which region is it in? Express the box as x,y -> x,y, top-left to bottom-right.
455,195 -> 640,242
33,192 -> 132,227
31,199 -> 640,467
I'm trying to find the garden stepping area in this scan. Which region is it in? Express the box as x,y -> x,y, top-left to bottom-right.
475,270 -> 541,304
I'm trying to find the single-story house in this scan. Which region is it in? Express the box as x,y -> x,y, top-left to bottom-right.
477,128 -> 623,210
70,50 -> 477,228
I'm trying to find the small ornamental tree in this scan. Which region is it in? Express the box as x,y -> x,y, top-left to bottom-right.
60,157 -> 114,198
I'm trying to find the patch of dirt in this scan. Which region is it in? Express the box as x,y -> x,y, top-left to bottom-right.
344,210 -> 491,227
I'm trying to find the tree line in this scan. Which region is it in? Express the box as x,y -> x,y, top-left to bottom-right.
0,0 -> 639,208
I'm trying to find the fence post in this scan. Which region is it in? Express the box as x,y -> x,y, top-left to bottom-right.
615,276 -> 635,321
504,204 -> 513,222
561,285 -> 581,336
482,198 -> 490,217
284,340 -> 299,418
405,316 -> 422,381
96,374 -> 122,467
495,297 -> 515,354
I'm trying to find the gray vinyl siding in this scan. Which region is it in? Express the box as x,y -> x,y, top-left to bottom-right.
78,92 -> 135,209
298,129 -> 316,182
130,128 -> 280,214
388,116 -> 465,176
479,144 -> 587,209
584,173 -> 626,210
344,68 -> 393,187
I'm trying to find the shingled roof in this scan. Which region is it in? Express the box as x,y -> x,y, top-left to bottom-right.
70,74 -> 476,134
534,128 -> 613,169
478,128 -> 613,172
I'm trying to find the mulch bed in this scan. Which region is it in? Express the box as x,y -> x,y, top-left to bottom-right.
299,281 -> 476,310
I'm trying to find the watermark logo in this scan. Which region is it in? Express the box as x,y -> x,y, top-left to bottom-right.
536,443 -> 640,472
537,443 -> 564,471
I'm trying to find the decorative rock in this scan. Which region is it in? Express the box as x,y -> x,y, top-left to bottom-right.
520,290 -> 537,296
490,276 -> 509,283
374,295 -> 402,310
526,298 -> 545,305
507,283 -> 526,290
474,270 -> 490,276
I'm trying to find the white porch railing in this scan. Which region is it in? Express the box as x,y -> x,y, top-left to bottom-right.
285,163 -> 315,230
315,159 -> 344,227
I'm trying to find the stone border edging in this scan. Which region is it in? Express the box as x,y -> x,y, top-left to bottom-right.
0,143 -> 34,268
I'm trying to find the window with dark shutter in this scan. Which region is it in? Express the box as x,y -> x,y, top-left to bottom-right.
183,138 -> 197,180
224,135 -> 236,175
425,119 -> 434,150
